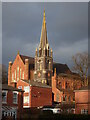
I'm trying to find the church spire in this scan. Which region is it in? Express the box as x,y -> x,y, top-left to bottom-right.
39,9 -> 49,49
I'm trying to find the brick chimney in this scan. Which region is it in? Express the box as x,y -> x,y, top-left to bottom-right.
25,59 -> 29,80
8,61 -> 12,85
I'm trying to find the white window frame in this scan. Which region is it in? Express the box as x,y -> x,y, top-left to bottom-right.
2,90 -> 7,104
18,86 -> 22,90
24,96 -> 29,104
24,86 -> 29,93
81,109 -> 88,114
13,91 -> 18,104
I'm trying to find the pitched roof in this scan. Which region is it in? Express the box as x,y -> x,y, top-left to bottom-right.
2,84 -> 24,92
21,79 -> 51,88
58,73 -> 81,80
75,85 -> 90,91
53,62 -> 71,75
20,54 -> 34,64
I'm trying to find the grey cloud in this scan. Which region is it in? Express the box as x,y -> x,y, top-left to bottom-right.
2,2 -> 88,69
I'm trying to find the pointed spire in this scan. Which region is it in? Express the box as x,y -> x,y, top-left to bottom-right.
43,8 -> 46,29
39,9 -> 49,50
17,50 -> 20,55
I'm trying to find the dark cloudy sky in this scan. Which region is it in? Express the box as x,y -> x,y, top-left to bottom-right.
2,2 -> 88,69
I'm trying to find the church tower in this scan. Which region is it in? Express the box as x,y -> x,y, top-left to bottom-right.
34,9 -> 53,86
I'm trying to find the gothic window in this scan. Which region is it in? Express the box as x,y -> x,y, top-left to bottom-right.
15,70 -> 16,80
61,96 -> 63,102
12,73 -> 14,81
73,96 -> 75,101
66,82 -> 67,89
65,95 -> 67,101
59,82 -> 62,88
68,96 -> 71,102
17,67 -> 19,81
49,62 -> 51,70
20,68 -> 21,79
22,71 -> 24,79
40,63 -> 42,70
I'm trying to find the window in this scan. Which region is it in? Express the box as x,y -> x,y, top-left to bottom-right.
61,96 -> 63,102
13,92 -> 18,104
22,71 -> 24,79
68,96 -> 71,102
18,86 -> 22,90
15,70 -> 16,80
73,96 -> 75,101
17,66 -> 19,81
24,96 -> 29,104
20,68 -> 21,80
24,86 -> 29,93
40,63 -> 42,70
2,91 -> 7,103
81,109 -> 88,114
12,73 -> 14,81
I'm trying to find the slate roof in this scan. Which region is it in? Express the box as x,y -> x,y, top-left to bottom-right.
53,62 -> 71,75
20,55 -> 34,64
21,79 -> 51,88
76,85 -> 90,91
2,84 -> 24,92
58,73 -> 81,80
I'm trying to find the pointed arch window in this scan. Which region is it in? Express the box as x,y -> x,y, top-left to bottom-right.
17,66 -> 19,81
15,70 -> 16,80
12,73 -> 14,81
20,68 -> 21,80
22,71 -> 24,79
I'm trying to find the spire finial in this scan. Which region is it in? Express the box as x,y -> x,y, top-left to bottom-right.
17,50 -> 20,55
43,8 -> 46,29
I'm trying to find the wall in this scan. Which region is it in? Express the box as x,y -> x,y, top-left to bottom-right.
30,86 -> 52,107
75,90 -> 90,114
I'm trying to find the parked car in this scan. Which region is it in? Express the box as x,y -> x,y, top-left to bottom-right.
42,106 -> 62,114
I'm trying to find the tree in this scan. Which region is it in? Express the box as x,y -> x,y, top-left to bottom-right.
72,52 -> 88,86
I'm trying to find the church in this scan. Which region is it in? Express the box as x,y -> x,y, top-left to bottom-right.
8,10 -> 81,109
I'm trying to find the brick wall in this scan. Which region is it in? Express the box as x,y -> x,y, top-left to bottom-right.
30,86 -> 52,107
75,90 -> 90,114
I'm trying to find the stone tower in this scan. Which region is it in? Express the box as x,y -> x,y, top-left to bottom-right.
34,9 -> 53,86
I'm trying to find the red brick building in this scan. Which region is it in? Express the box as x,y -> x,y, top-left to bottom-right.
52,68 -> 81,103
75,86 -> 90,114
8,10 -> 53,108
2,84 -> 24,119
17,79 -> 52,108
7,9 -> 82,111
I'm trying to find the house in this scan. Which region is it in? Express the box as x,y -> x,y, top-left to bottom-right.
52,68 -> 81,113
17,79 -> 52,108
75,86 -> 90,114
2,84 -> 24,120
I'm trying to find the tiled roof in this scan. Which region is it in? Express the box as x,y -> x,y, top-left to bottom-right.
21,79 -> 51,88
2,84 -> 24,92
